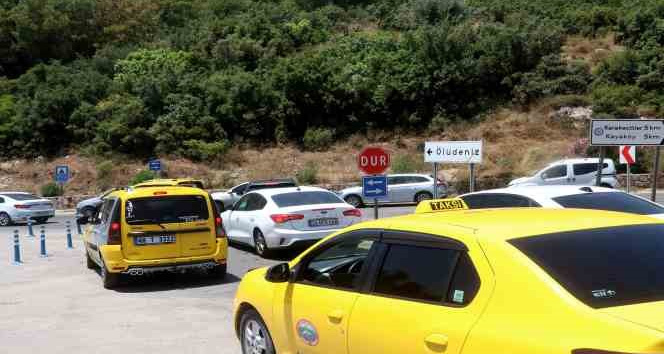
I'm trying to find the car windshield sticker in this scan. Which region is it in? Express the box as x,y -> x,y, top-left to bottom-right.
452,290 -> 465,304
592,289 -> 616,298
178,215 -> 200,222
126,201 -> 134,219
296,319 -> 319,346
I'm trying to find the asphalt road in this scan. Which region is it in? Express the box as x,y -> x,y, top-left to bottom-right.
0,205 -> 414,354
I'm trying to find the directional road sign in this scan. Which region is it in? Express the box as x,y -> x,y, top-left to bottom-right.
148,159 -> 162,171
55,165 -> 69,183
358,147 -> 390,175
619,146 -> 636,165
424,141 -> 483,164
362,175 -> 388,198
591,119 -> 664,146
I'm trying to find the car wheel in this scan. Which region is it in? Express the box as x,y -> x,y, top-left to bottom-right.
414,191 -> 433,203
344,195 -> 364,208
86,250 -> 96,270
240,309 -> 276,354
0,212 -> 11,227
253,229 -> 271,258
34,217 -> 48,224
100,258 -> 122,289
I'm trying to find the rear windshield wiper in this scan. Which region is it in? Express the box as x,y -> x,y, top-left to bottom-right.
126,219 -> 167,229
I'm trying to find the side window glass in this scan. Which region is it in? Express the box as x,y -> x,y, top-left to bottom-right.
235,195 -> 251,211
232,183 -> 247,195
299,237 -> 376,290
0,197 -> 4,203
373,244 -> 458,303
255,195 -> 267,210
447,253 -> 481,305
461,194 -> 495,209
100,199 -> 114,224
542,165 -> 567,179
414,177 -> 429,183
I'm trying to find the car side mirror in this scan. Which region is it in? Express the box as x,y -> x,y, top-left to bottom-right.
540,173 -> 547,180
265,263 -> 290,283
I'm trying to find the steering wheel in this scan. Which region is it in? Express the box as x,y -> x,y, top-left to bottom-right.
347,259 -> 364,274
309,269 -> 334,286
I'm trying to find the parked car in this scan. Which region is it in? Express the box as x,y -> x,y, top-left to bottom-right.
337,173 -> 447,208
132,178 -> 205,189
220,186 -> 361,257
0,192 -> 55,226
460,185 -> 664,219
212,178 -> 297,209
81,185 -> 227,289
508,158 -> 618,188
76,188 -> 118,223
234,205 -> 664,354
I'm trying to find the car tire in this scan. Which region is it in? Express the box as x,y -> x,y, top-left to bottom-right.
414,191 -> 433,203
240,309 -> 276,354
209,264 -> 227,279
344,195 -> 364,208
0,212 -> 11,227
34,217 -> 48,224
86,251 -> 96,270
253,229 -> 272,258
100,258 -> 122,289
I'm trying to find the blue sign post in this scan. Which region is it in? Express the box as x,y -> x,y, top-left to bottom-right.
148,159 -> 161,171
363,175 -> 388,219
55,165 -> 69,183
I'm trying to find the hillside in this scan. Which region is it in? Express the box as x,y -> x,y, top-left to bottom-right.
1,0 -> 663,195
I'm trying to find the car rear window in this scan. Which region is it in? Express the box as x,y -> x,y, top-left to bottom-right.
248,181 -> 296,191
510,224 -> 664,308
3,193 -> 40,201
272,191 -> 343,207
553,192 -> 664,215
125,196 -> 209,224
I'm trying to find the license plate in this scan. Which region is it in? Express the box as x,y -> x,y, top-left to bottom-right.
134,235 -> 176,246
308,218 -> 339,227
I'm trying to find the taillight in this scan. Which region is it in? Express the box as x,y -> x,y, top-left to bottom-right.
270,214 -> 304,224
343,209 -> 362,217
108,222 -> 121,245
215,216 -> 226,238
14,204 -> 29,209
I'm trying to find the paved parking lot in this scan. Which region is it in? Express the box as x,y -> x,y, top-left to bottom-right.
0,205 -> 413,354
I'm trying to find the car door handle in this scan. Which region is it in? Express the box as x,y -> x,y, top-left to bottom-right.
327,309 -> 345,324
424,334 -> 448,352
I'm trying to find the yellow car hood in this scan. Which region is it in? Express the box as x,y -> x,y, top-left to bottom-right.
601,301 -> 664,333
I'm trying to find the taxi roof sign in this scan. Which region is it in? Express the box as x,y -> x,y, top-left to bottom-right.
415,198 -> 468,214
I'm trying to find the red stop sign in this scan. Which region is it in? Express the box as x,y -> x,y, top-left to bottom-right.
358,147 -> 390,175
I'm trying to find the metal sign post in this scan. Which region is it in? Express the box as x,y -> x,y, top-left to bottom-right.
595,147 -> 605,187
653,147 -> 661,202
619,146 -> 636,193
469,163 -> 476,192
432,162 -> 438,199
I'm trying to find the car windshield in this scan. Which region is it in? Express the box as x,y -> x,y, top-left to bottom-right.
272,191 -> 343,207
3,193 -> 40,201
553,192 -> 664,215
510,224 -> 664,308
125,196 -> 209,224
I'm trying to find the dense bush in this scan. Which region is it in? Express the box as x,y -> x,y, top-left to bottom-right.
129,170 -> 156,185
96,160 -> 114,190
303,128 -> 335,151
41,182 -> 63,197
296,161 -> 319,184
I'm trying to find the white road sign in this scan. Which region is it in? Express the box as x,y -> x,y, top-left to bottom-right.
424,141 -> 482,164
591,119 -> 664,146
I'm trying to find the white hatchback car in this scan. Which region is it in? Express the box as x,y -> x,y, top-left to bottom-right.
459,186 -> 664,219
0,192 -> 55,226
220,186 -> 362,257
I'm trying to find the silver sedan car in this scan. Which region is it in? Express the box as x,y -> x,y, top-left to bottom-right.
0,192 -> 55,226
337,173 -> 447,207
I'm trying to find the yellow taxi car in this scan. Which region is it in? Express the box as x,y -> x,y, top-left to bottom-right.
132,178 -> 205,189
82,186 -> 227,288
233,198 -> 664,354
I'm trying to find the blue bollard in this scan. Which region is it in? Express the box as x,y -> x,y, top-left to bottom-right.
66,221 -> 73,249
12,230 -> 21,264
76,220 -> 82,235
39,226 -> 47,258
27,219 -> 34,238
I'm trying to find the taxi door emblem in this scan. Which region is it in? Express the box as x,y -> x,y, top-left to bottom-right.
296,319 -> 319,346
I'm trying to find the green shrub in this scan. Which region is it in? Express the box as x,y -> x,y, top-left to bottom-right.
181,140 -> 229,161
129,170 -> 157,186
392,154 -> 423,173
303,128 -> 334,151
296,161 -> 319,184
41,182 -> 63,197
96,160 -> 114,189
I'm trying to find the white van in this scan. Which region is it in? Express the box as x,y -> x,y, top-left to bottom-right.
508,158 -> 618,188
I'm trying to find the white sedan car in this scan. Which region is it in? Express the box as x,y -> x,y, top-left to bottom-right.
220,186 -> 362,257
0,192 -> 55,226
459,185 -> 664,219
